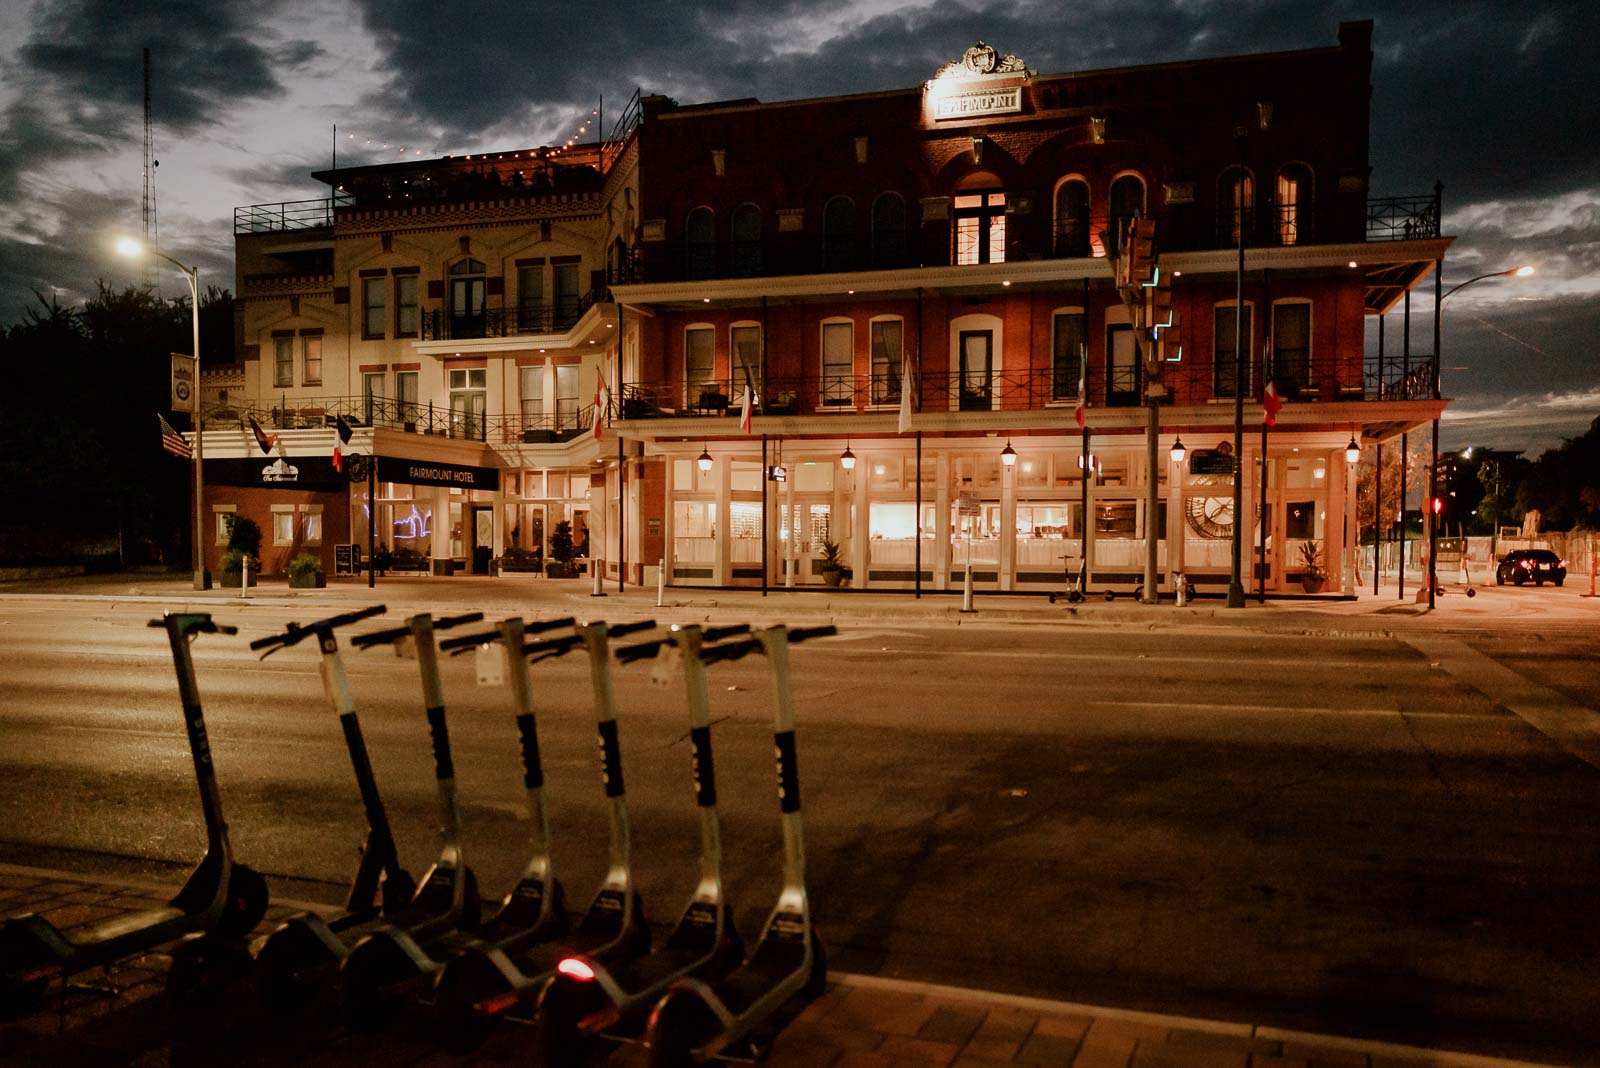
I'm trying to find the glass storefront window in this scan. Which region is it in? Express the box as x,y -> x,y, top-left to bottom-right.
731,461 -> 762,493
794,462 -> 833,492
674,501 -> 716,566
729,501 -> 762,563
869,458 -> 901,490
672,458 -> 717,492
1016,454 -> 1048,489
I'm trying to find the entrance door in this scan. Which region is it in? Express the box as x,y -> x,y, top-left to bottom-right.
470,506 -> 494,574
776,500 -> 834,584
958,330 -> 993,411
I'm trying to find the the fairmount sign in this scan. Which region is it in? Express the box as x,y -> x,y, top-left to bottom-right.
377,456 -> 500,490
928,42 -> 1034,121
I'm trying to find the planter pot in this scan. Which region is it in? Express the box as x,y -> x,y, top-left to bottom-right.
546,562 -> 577,579
432,558 -> 456,577
288,571 -> 326,589
219,570 -> 257,588
821,567 -> 844,588
1300,577 -> 1327,594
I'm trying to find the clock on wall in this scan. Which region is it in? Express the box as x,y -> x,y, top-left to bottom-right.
1185,495 -> 1234,539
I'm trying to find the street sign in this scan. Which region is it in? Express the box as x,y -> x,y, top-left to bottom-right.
334,543 -> 357,577
958,490 -> 980,517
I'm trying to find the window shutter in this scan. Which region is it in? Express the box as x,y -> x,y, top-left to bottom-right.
333,286 -> 350,305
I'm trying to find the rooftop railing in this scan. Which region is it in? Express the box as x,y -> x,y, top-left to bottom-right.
233,194 -> 352,235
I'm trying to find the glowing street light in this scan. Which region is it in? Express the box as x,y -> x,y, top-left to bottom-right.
117,236 -> 208,590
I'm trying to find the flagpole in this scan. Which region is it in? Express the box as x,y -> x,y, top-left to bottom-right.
1226,145 -> 1247,608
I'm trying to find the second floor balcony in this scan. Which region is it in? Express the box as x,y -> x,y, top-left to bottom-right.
420,291 -> 604,341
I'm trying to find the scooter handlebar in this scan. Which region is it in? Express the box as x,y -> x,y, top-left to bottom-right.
698,623 -> 750,643
249,604 -> 386,652
148,613 -> 237,637
614,638 -> 666,663
350,609 -> 480,650
603,619 -> 657,640
525,615 -> 577,635
785,624 -> 838,645
523,633 -> 584,661
701,637 -> 761,664
434,611 -> 486,631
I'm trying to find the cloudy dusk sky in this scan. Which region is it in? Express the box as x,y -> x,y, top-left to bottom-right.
1,0 -> 1594,455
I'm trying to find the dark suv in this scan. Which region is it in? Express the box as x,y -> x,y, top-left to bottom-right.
1497,549 -> 1567,586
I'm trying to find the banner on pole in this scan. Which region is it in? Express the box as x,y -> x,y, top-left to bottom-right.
170,353 -> 196,413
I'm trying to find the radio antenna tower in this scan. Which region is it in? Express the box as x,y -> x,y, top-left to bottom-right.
142,47 -> 159,294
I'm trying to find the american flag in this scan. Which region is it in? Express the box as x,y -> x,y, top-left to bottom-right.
159,414 -> 191,459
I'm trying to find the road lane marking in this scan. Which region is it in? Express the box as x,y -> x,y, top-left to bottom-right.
1403,635 -> 1600,770
1088,700 -> 1501,719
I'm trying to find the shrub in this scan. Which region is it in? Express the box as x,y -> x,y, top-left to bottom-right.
287,552 -> 322,580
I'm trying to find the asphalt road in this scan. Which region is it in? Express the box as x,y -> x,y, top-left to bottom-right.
1,597 -> 1597,1064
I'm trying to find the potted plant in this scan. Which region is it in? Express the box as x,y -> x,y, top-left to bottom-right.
1298,540 -> 1329,593
218,516 -> 260,588
287,551 -> 326,589
500,546 -> 544,573
547,520 -> 578,578
818,537 -> 845,588
391,546 -> 428,571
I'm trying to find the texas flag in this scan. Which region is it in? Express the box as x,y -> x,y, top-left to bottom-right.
738,383 -> 753,434
333,415 -> 353,473
1263,379 -> 1282,429
248,416 -> 277,455
593,372 -> 609,442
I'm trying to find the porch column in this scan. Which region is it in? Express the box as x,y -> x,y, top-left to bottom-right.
1000,454 -> 1016,591
785,463 -> 796,587
715,454 -> 731,587
934,452 -> 951,588
662,458 -> 676,586
850,450 -> 869,588
1241,451 -> 1259,592
431,486 -> 451,574
1167,450 -> 1184,580
1342,446 -> 1358,596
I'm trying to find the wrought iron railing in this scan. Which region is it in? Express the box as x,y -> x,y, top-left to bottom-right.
1366,191 -> 1442,242
612,357 -> 1369,423
1363,353 -> 1437,400
202,395 -> 596,446
421,288 -> 607,340
600,88 -> 642,176
233,194 -> 352,235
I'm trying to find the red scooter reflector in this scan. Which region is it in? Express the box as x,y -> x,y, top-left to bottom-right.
557,957 -> 596,981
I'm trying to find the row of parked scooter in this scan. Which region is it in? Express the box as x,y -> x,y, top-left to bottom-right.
0,607 -> 835,1066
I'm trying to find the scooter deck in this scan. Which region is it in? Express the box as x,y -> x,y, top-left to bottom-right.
702,936 -> 808,1018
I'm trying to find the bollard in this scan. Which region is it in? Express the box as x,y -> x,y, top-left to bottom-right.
591,558 -> 606,598
656,557 -> 666,608
960,562 -> 975,614
241,554 -> 249,599
1589,541 -> 1597,598
1175,571 -> 1187,608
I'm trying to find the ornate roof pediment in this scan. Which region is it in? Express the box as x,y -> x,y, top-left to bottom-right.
933,41 -> 1035,82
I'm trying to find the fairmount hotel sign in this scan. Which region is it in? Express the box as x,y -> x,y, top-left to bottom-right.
927,42 -> 1036,120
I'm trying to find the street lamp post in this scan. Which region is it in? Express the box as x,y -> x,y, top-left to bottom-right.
1427,263 -> 1533,607
118,238 -> 208,590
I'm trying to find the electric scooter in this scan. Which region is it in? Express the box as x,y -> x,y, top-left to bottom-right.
335,611 -> 490,1023
250,605 -> 421,1010
644,624 -> 836,1066
0,613 -> 268,1016
427,614 -> 585,1051
431,618 -> 679,1052
535,623 -> 751,1066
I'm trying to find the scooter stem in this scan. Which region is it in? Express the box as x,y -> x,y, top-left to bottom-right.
408,614 -> 463,863
578,623 -> 633,886
160,616 -> 233,853
755,626 -> 807,900
498,617 -> 552,887
672,627 -> 723,901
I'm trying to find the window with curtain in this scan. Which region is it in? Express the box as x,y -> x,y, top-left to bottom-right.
1219,168 -> 1255,246
685,327 -> 716,407
821,321 -> 853,405
1273,302 -> 1312,396
395,274 -> 419,337
870,319 -> 902,404
730,325 -> 761,399
362,277 -> 386,339
822,196 -> 856,271
1052,312 -> 1085,400
1277,164 -> 1313,246
1054,179 -> 1090,257
870,193 -> 906,268
686,207 -> 716,279
731,204 -> 763,277
1213,304 -> 1252,398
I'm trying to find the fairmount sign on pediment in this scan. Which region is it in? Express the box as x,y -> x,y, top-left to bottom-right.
928,42 -> 1035,120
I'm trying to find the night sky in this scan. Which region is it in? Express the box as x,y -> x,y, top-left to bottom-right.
1,0 -> 1593,455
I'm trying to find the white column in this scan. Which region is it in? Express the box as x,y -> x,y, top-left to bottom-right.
1342,447 -> 1358,596
432,486 -> 452,574
934,452 -> 950,588
784,465 -> 796,587
715,454 -> 731,587
850,451 -> 869,588
663,458 -> 677,586
1000,456 -> 1016,591
1167,450 -> 1184,579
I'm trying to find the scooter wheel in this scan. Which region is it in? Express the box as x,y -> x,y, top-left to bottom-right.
0,977 -> 49,1019
803,932 -> 828,1000
536,973 -> 605,1067
646,988 -> 719,1068
1466,587 -> 1477,598
166,933 -> 259,1038
340,934 -> 416,1029
1048,593 -> 1057,604
1104,590 -> 1116,602
380,869 -> 419,918
255,919 -> 340,1014
1068,592 -> 1084,604
433,951 -> 513,1055
217,864 -> 270,939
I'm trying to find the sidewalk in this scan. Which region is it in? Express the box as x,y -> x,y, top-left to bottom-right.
0,863 -> 1563,1068
4,567 -> 1595,629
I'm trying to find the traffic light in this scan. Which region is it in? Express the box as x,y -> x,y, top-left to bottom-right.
1143,267 -> 1172,331
1158,315 -> 1183,363
1432,497 -> 1443,516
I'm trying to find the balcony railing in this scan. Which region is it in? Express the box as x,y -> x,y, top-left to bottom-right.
611,357 -> 1375,424
234,194 -> 352,235
421,288 -> 607,340
1366,192 -> 1442,242
201,395 -> 596,446
1363,353 -> 1436,401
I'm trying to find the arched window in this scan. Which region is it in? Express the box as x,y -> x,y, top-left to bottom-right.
731,204 -> 763,277
448,258 -> 486,338
1276,163 -> 1314,246
685,207 -> 716,280
1218,167 -> 1255,246
1108,175 -> 1145,253
1054,178 -> 1090,258
822,196 -> 856,272
870,193 -> 907,268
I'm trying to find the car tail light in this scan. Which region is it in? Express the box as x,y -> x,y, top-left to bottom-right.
1520,560 -> 1533,569
1559,559 -> 1567,568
